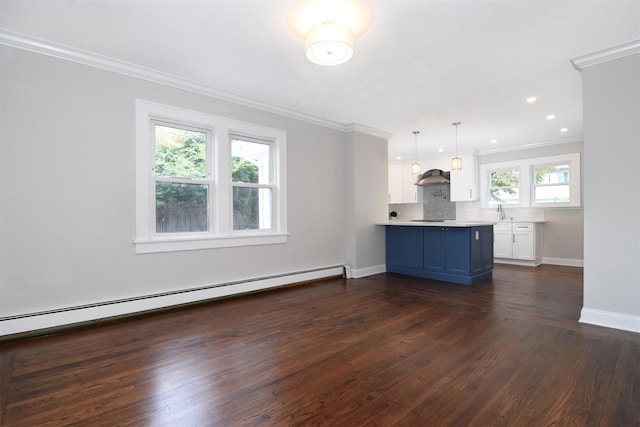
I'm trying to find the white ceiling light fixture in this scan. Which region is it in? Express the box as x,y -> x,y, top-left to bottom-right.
451,122 -> 462,171
287,0 -> 374,66
411,131 -> 421,175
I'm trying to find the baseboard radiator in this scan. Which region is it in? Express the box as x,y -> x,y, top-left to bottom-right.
0,265 -> 345,339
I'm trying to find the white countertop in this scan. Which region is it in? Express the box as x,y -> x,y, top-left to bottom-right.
379,220 -> 496,227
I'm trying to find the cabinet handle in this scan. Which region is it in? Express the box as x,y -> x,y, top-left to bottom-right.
469,189 -> 472,199
513,234 -> 515,243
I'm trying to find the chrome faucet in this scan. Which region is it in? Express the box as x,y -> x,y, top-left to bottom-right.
497,203 -> 506,220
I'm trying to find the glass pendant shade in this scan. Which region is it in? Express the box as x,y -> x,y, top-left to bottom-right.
305,23 -> 354,66
411,162 -> 421,175
451,156 -> 462,171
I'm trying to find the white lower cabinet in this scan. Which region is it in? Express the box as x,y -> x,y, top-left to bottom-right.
494,222 -> 543,266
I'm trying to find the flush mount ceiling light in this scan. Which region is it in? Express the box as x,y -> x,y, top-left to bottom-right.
411,131 -> 421,175
451,122 -> 462,171
287,0 -> 374,66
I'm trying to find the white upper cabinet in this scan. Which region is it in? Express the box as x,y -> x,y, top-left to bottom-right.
388,163 -> 419,203
388,163 -> 403,203
450,156 -> 478,201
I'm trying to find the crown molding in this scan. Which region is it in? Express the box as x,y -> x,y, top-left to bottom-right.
476,136 -> 582,156
571,38 -> 640,71
346,123 -> 394,140
0,29 -> 392,139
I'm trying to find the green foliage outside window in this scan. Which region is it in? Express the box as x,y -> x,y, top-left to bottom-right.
490,169 -> 519,203
232,156 -> 260,229
153,124 -> 260,231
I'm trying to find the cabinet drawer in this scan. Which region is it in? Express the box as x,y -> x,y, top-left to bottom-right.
494,223 -> 512,232
513,223 -> 534,231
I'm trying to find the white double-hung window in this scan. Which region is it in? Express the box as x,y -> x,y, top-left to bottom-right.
135,100 -> 287,253
480,153 -> 581,208
531,153 -> 581,207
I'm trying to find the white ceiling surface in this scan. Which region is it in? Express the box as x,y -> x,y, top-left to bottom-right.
1,1 -> 638,160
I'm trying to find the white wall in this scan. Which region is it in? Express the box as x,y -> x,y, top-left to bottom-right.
345,131 -> 388,277
0,46 -> 387,334
580,52 -> 640,332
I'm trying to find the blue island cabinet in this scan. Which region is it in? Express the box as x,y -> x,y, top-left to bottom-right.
385,226 -> 424,269
386,225 -> 493,285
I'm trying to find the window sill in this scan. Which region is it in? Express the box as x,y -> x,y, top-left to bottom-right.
134,233 -> 288,254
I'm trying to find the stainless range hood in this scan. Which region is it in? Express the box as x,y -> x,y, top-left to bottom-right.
415,169 -> 450,186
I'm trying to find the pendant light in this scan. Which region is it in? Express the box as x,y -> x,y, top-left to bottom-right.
451,122 -> 462,171
411,131 -> 421,175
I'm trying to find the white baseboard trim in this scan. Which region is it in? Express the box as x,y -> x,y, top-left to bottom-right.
579,307 -> 640,333
350,264 -> 386,278
494,258 -> 541,267
542,257 -> 584,267
0,265 -> 344,337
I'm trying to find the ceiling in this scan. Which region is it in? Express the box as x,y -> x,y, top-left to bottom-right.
1,1 -> 638,161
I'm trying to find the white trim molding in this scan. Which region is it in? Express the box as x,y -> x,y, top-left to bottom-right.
571,38 -> 640,71
541,257 -> 584,268
580,308 -> 640,334
0,266 -> 344,338
0,29 -> 391,140
350,264 -> 386,278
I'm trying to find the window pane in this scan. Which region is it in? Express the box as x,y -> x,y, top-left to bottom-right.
233,187 -> 272,230
155,124 -> 207,179
490,188 -> 520,204
535,185 -> 570,204
232,138 -> 270,184
535,165 -> 569,184
156,182 -> 209,233
491,169 -> 519,188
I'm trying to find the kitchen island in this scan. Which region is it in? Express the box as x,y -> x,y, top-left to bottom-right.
379,221 -> 495,285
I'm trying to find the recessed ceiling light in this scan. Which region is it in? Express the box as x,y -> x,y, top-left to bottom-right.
560,128 -> 568,133
526,97 -> 537,103
491,139 -> 498,144
546,114 -> 556,120
396,156 -> 402,160
438,148 -> 444,153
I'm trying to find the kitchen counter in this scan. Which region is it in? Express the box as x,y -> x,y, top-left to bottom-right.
379,220 -> 496,227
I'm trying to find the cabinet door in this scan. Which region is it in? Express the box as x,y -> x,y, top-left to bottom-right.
401,163 -> 419,203
388,164 -> 403,203
423,227 -> 445,272
445,227 -> 471,275
386,227 -> 423,269
450,156 -> 478,201
512,231 -> 534,260
493,225 -> 512,258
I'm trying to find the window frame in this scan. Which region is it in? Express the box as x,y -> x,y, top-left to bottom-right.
530,153 -> 581,208
487,166 -> 522,207
135,100 -> 287,254
230,133 -> 277,233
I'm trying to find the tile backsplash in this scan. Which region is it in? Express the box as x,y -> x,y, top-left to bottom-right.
422,183 -> 456,220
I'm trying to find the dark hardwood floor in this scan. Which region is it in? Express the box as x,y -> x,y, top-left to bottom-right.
1,264 -> 638,426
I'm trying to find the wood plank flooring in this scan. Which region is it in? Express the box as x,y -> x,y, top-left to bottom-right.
1,264 -> 638,426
